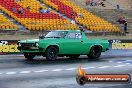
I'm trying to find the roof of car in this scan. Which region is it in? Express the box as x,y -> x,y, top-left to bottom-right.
54,30 -> 81,32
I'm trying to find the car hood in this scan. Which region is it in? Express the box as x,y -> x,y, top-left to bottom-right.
19,39 -> 39,43
19,38 -> 62,43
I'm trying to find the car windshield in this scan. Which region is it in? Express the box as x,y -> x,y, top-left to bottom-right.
45,31 -> 68,38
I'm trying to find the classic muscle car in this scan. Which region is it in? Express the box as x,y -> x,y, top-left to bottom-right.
17,30 -> 109,60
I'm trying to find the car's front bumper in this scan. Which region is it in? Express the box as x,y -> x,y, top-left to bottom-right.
17,46 -> 43,53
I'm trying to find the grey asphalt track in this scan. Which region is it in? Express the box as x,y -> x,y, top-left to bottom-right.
0,54 -> 132,88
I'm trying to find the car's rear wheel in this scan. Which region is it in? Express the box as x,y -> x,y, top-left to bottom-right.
88,46 -> 102,59
45,47 -> 58,60
24,53 -> 35,61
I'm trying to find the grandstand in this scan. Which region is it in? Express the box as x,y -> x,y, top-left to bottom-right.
0,13 -> 17,30
41,0 -> 120,32
1,0 -> 131,33
0,0 -> 78,31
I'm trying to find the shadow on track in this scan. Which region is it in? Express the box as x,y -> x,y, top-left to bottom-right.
23,56 -> 106,65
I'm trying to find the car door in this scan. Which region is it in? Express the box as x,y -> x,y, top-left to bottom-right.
59,32 -> 85,54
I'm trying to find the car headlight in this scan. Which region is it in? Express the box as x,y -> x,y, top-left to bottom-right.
18,43 -> 21,47
35,42 -> 39,47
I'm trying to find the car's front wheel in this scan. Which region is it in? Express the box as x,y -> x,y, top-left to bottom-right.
88,46 -> 102,59
24,53 -> 35,61
45,47 -> 58,60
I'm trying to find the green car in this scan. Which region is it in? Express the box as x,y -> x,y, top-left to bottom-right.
17,30 -> 109,60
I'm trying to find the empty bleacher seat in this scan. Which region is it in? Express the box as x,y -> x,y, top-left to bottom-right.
0,14 -> 17,30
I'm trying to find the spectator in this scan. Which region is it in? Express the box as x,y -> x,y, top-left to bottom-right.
12,7 -> 16,13
117,16 -> 123,24
86,0 -> 90,6
18,7 -> 24,14
96,0 -> 101,6
90,0 -> 94,6
71,12 -> 75,16
116,5 -> 120,9
122,17 -> 128,33
78,13 -> 84,18
39,7 -> 49,13
100,2 -> 105,7
117,17 -> 128,33
46,8 -> 50,13
26,6 -> 30,11
71,20 -> 75,24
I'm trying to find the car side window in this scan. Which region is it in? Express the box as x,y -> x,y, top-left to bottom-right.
67,32 -> 82,39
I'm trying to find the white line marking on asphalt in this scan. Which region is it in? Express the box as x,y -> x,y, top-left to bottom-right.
128,65 -> 132,66
52,69 -> 62,72
98,66 -> 111,68
113,65 -> 126,67
82,67 -> 87,69
84,67 -> 96,69
126,60 -> 132,61
34,70 -> 48,73
117,62 -> 122,63
66,68 -> 76,71
19,71 -> 31,74
18,55 -> 23,56
6,72 -> 16,75
2,64 -> 132,76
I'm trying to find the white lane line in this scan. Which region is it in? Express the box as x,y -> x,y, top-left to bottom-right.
128,65 -> 132,66
19,71 -> 31,74
6,72 -> 16,75
84,67 -> 96,69
0,73 -> 3,75
126,60 -> 132,61
117,62 -> 122,64
82,67 -> 87,69
65,68 -> 76,71
113,65 -> 126,67
98,66 -> 111,68
34,70 -> 48,73
52,69 -> 62,72
126,63 -> 131,65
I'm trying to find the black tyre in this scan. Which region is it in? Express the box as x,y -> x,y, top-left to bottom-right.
24,53 -> 35,61
88,46 -> 102,59
45,47 -> 58,60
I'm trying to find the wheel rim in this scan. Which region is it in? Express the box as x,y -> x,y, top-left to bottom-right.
93,47 -> 100,56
